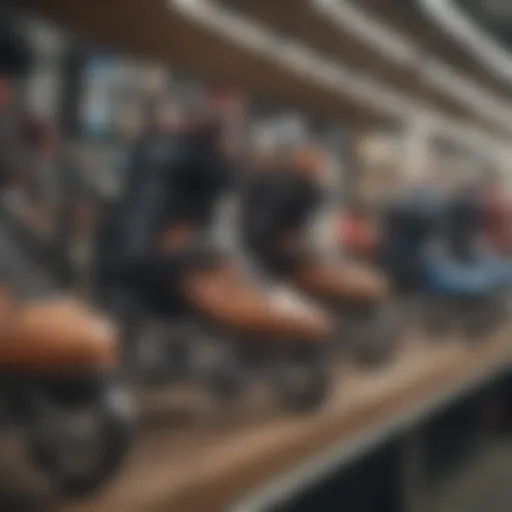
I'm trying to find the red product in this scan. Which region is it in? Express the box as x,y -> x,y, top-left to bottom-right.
339,212 -> 374,256
483,193 -> 512,255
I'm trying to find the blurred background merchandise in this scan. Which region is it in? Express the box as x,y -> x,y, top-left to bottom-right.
1,1 -> 512,512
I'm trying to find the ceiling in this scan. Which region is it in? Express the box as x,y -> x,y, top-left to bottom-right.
16,0 -> 399,126
215,0 -> 510,135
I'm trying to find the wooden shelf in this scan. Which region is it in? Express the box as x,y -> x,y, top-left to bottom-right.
30,330 -> 508,512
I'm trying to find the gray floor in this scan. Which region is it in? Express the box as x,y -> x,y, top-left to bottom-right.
427,439 -> 512,512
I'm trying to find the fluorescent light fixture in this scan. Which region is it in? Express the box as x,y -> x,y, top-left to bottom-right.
170,0 -> 508,151
311,0 -> 512,133
313,0 -> 418,65
419,0 -> 512,85
172,0 -> 415,117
